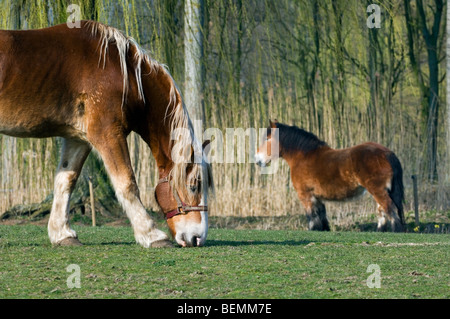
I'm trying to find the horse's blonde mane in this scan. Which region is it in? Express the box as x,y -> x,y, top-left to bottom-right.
86,21 -> 213,202
86,20 -> 158,106
165,74 -> 214,202
168,86 -> 214,202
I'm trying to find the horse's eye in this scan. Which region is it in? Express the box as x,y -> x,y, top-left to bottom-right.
189,185 -> 198,193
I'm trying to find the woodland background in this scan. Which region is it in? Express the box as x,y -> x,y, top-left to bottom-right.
0,0 -> 449,230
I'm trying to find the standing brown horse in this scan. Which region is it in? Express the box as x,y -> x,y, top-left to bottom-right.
256,120 -> 404,232
0,21 -> 213,247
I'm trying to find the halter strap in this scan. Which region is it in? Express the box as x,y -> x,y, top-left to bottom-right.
158,176 -> 170,184
157,175 -> 208,220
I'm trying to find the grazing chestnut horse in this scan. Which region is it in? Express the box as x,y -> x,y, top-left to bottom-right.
256,120 -> 404,232
0,21 -> 213,247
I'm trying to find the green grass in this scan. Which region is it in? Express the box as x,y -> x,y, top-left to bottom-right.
0,225 -> 448,299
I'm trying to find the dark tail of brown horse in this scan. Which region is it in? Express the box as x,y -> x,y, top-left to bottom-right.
387,152 -> 405,226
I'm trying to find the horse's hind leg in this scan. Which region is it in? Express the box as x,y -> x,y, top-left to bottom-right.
376,204 -> 388,232
371,191 -> 403,232
48,138 -> 90,246
88,132 -> 172,248
387,204 -> 403,232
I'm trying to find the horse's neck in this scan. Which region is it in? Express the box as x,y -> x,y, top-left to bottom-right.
137,65 -> 179,177
281,147 -> 303,167
281,144 -> 330,169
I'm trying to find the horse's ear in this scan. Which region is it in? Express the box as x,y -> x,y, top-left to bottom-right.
269,119 -> 278,128
202,139 -> 211,149
202,140 -> 211,156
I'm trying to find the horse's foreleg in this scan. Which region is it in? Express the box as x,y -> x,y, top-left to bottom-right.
48,139 -> 90,246
315,199 -> 330,231
88,132 -> 171,248
300,195 -> 330,231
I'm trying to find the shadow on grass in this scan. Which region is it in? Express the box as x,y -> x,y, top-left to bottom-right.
0,241 -> 138,248
205,239 -> 314,247
81,241 -> 136,246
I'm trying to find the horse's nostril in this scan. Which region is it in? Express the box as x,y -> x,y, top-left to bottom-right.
192,236 -> 199,247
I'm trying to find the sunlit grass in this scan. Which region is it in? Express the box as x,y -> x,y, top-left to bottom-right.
0,225 -> 448,299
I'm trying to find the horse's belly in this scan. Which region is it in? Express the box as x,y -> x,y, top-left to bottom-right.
0,122 -> 86,140
0,108 -> 86,139
319,185 -> 367,202
0,90 -> 87,139
0,122 -> 61,138
345,185 -> 367,200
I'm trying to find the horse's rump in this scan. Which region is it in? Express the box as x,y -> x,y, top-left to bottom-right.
349,142 -> 395,184
349,142 -> 404,222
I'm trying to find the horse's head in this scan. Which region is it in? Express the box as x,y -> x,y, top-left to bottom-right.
133,52 -> 214,247
255,119 -> 280,167
155,141 -> 213,247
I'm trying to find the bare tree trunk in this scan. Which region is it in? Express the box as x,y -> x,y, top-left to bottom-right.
331,0 -> 346,146
446,0 -> 450,182
184,0 -> 205,131
416,0 -> 443,182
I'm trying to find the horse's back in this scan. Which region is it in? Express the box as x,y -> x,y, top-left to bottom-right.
304,142 -> 394,200
349,142 -> 392,164
0,22 -> 123,139
0,22 -> 112,91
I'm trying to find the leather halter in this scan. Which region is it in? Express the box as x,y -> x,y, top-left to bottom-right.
156,175 -> 208,220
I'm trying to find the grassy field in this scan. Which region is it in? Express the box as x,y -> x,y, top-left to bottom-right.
0,224 -> 448,299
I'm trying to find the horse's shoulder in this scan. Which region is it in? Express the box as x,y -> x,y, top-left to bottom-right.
0,30 -> 15,49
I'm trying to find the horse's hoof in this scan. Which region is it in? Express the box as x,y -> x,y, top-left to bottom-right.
151,239 -> 174,248
56,237 -> 83,247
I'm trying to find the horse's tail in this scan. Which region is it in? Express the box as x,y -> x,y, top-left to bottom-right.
387,152 -> 405,226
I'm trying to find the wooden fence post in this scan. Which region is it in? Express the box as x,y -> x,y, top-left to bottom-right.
411,175 -> 419,226
88,176 -> 96,227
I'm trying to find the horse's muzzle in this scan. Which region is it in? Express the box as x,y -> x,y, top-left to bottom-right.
255,153 -> 270,167
256,159 -> 270,167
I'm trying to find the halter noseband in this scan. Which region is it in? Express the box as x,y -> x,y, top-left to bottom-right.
156,175 -> 208,220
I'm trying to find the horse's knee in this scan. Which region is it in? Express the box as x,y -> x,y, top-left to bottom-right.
54,170 -> 78,194
113,180 -> 142,212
